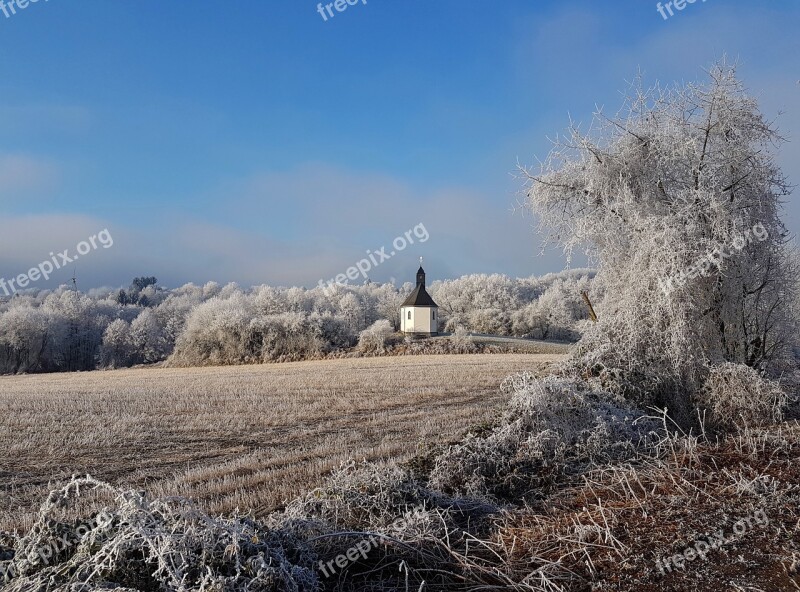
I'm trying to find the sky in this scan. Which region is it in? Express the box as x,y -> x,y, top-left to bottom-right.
0,0 -> 798,292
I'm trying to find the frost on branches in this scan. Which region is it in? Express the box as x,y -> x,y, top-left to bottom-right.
525,62 -> 796,428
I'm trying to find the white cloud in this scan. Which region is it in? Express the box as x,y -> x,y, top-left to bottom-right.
203,163 -> 546,285
0,163 -> 554,290
0,214 -> 121,290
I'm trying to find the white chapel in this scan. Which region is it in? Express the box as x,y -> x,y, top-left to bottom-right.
400,260 -> 439,337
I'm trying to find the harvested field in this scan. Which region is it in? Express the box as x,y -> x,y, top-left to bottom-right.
0,353 -> 563,533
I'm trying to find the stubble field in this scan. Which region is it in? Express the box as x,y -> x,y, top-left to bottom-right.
0,353 -> 563,533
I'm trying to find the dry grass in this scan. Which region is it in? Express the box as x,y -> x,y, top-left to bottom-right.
0,353 -> 562,533
498,422 -> 800,591
1,362 -> 797,591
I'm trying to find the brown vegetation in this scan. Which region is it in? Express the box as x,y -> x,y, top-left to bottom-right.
0,353 -> 561,533
500,422 -> 800,591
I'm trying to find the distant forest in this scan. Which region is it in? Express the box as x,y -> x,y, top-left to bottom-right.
0,270 -> 595,374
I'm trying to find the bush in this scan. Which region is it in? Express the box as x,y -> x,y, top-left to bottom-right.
428,376 -> 659,501
450,326 -> 477,353
695,363 -> 789,430
357,320 -> 394,354
1,477 -> 318,592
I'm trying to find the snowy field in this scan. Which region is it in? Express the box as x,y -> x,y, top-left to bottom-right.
0,353 -> 563,532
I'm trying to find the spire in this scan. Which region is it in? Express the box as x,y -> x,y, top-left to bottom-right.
402,258 -> 438,308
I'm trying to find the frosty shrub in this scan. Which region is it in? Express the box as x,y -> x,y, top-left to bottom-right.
695,363 -> 789,430
357,319 -> 394,354
1,477 -> 318,592
428,376 -> 659,501
4,469 -> 506,592
248,312 -> 328,363
403,338 -> 479,356
272,460 -> 499,590
170,293 -> 255,366
278,461 -> 438,535
450,326 -> 477,353
525,62 -> 797,426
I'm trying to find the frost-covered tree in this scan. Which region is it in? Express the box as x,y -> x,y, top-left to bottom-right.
153,290 -> 203,350
0,270 -> 596,373
253,285 -> 286,315
512,277 -> 589,341
130,309 -> 170,363
525,62 -> 796,423
371,282 -> 405,330
0,305 -> 51,373
219,282 -> 242,300
430,271 -> 592,337
202,281 -> 221,300
170,294 -> 255,366
128,276 -> 160,306
41,290 -> 107,372
99,319 -> 134,368
336,292 -> 364,333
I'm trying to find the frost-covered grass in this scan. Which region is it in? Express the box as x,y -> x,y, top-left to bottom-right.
2,373 -> 796,592
0,353 -> 561,534
497,421 -> 800,591
427,376 -> 661,501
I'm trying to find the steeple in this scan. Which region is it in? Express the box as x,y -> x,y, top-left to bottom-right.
401,258 -> 439,336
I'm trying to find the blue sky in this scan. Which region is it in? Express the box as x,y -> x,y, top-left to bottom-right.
0,0 -> 798,290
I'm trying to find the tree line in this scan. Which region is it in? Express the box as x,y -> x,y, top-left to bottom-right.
0,270 -> 595,373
